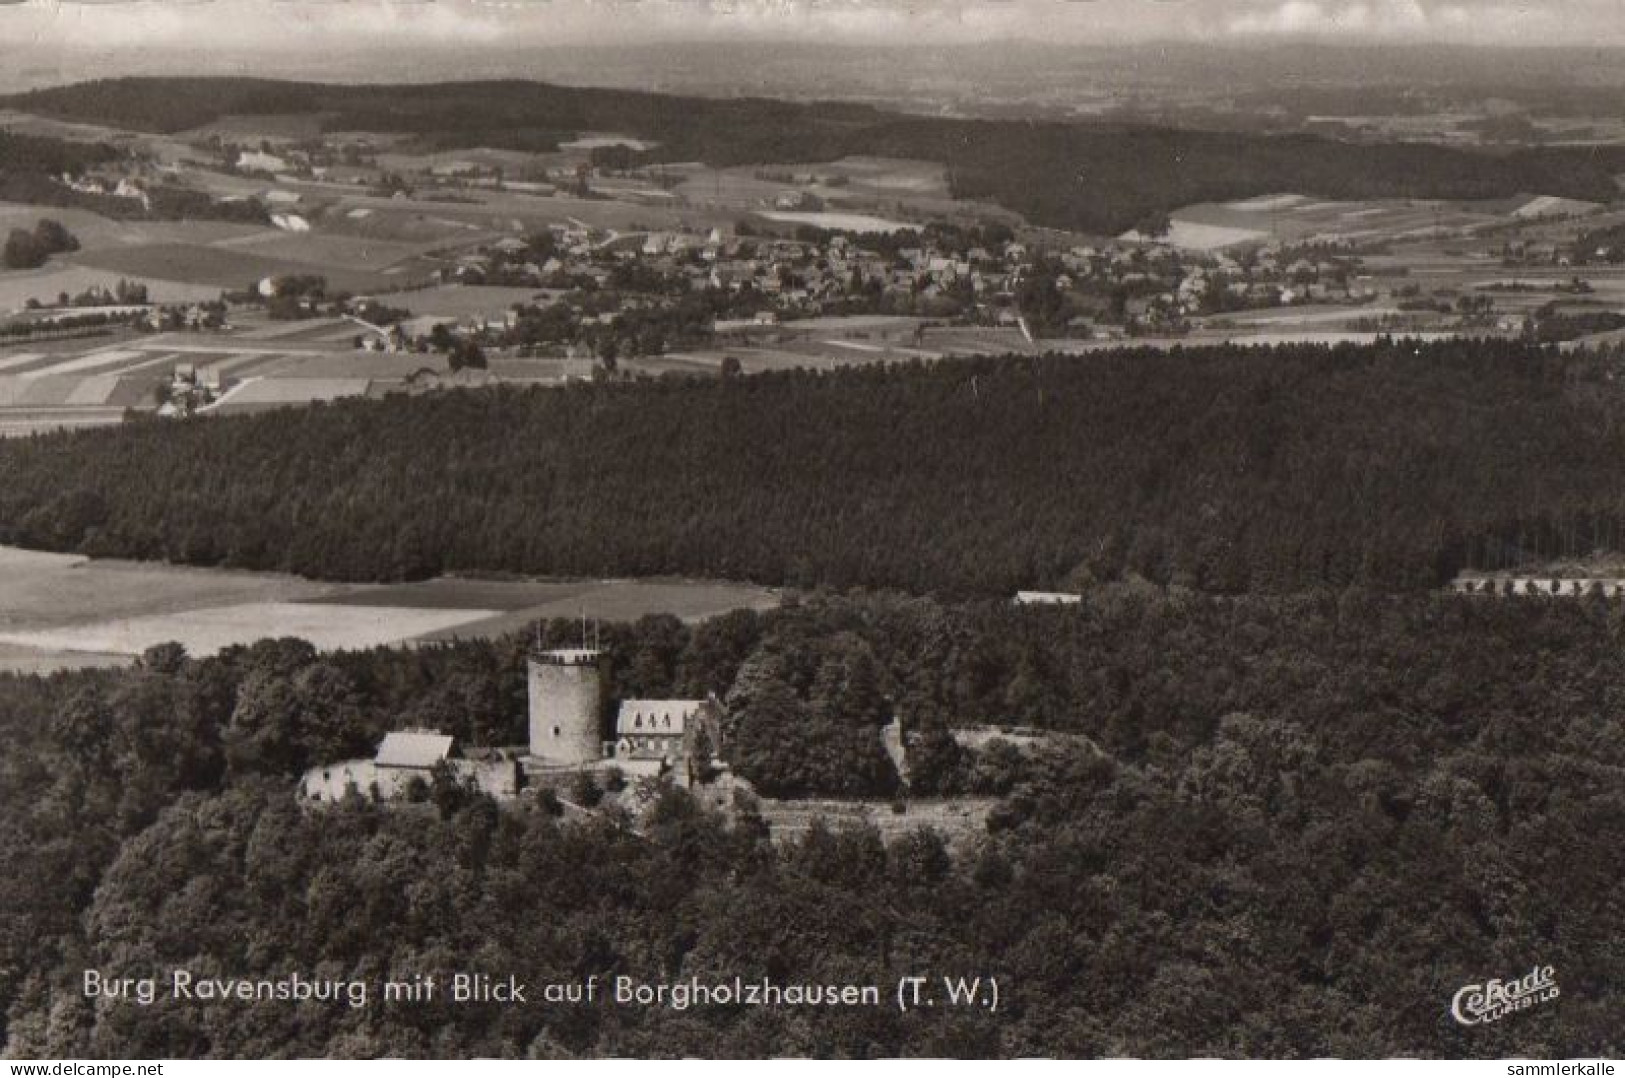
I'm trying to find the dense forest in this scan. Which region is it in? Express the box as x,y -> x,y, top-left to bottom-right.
0,131 -> 118,178
4,339 -> 1625,594
6,79 -> 1622,234
1,589 -> 1620,1057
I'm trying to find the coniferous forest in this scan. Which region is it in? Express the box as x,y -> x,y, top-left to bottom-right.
2,339 -> 1625,594
2,339 -> 1624,1057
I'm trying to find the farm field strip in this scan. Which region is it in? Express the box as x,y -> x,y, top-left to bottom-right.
135,341 -> 329,357
64,377 -> 122,406
15,348 -> 143,378
234,318 -> 348,341
0,378 -> 94,406
0,354 -> 95,378
0,349 -> 197,393
51,349 -> 181,379
211,351 -> 306,377
0,602 -> 505,659
0,352 -> 46,372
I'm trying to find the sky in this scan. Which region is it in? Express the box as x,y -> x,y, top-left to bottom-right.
3,0 -> 1625,56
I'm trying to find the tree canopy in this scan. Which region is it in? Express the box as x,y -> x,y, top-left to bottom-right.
5,339 -> 1625,595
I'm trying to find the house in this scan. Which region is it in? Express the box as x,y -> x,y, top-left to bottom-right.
614,700 -> 700,762
611,697 -> 726,784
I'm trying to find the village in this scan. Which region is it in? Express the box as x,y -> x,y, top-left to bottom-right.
11,93 -> 1625,441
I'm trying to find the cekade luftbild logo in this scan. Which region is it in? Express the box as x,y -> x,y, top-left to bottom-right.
1451,965 -> 1560,1026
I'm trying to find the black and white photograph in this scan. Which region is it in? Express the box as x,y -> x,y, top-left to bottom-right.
0,0 -> 1622,1064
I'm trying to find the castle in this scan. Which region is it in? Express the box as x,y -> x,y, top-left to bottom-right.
302,646 -> 725,803
525,647 -> 724,785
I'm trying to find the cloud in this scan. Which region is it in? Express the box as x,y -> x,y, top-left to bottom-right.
1,0 -> 1623,55
1221,0 -> 1620,45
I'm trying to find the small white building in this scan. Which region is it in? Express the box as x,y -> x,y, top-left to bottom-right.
1014,590 -> 1084,606
237,150 -> 289,174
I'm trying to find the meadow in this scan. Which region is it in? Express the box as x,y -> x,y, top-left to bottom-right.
69,241 -> 395,293
0,544 -> 778,672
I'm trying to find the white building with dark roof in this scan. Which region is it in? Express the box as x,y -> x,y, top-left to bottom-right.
615,700 -> 703,762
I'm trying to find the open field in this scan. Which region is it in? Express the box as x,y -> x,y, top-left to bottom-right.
2,199 -> 459,305
0,262 -> 221,313
0,544 -> 781,672
0,602 -> 502,658
756,210 -> 918,233
0,316 -> 456,435
0,109 -> 138,145
69,241 -> 397,293
671,321 -> 1040,372
1124,219 -> 1270,250
0,323 -> 345,434
0,201 -> 157,249
311,187 -> 700,237
317,205 -> 495,246
208,229 -> 432,272
666,158 -> 1005,227
411,579 -> 781,638
0,545 -> 333,630
1160,194 -> 1530,248
816,156 -> 949,196
0,642 -> 132,676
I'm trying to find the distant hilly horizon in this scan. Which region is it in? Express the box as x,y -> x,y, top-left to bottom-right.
6,74 -> 1625,237
12,40 -> 1625,100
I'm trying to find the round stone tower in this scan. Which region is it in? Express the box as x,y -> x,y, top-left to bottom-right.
527,648 -> 606,767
